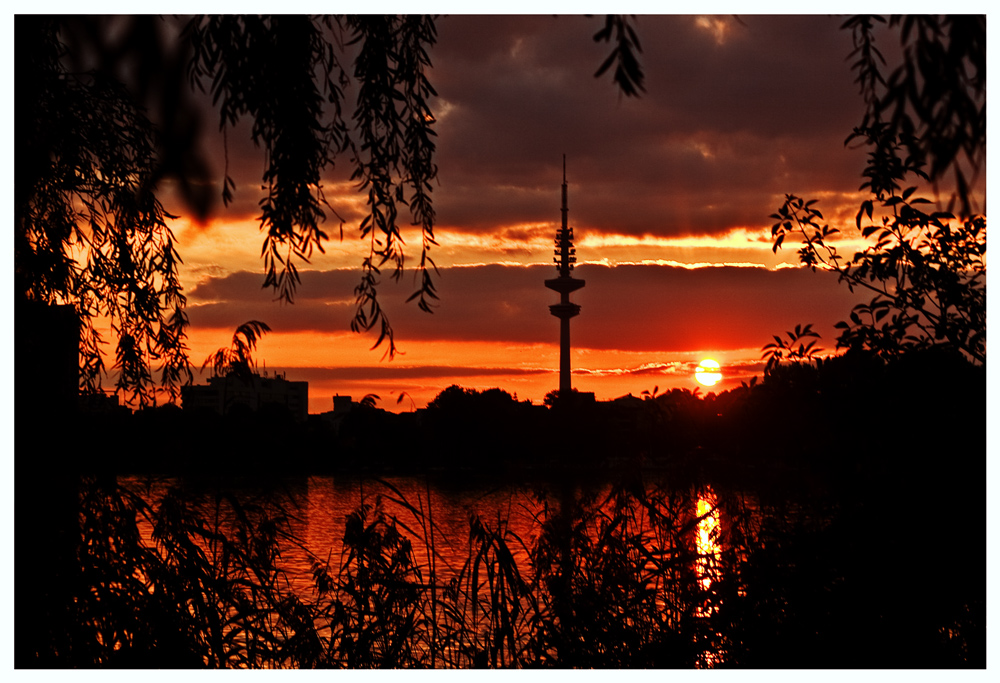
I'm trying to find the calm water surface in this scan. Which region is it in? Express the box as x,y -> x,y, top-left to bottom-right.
121,474 -> 727,598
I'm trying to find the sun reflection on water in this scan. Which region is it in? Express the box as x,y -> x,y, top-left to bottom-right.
695,486 -> 724,668
696,487 -> 721,591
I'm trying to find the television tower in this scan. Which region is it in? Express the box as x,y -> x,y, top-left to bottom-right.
545,156 -> 585,397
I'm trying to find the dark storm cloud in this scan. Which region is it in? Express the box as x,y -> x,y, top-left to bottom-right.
428,15 -> 868,236
188,262 -> 864,353
571,263 -> 862,351
198,15 -> 876,238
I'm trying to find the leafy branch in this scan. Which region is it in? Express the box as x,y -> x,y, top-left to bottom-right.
842,15 -> 985,219
593,15 -> 645,98
761,324 -> 823,375
769,126 -> 984,365
766,16 -> 985,371
16,18 -> 193,407
186,16 -> 344,305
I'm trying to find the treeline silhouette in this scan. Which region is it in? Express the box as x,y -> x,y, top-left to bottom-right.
71,348 -> 983,487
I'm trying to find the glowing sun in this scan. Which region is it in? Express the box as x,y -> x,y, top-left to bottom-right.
695,358 -> 722,387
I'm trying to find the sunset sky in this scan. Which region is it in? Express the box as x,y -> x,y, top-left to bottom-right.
146,13 -> 974,413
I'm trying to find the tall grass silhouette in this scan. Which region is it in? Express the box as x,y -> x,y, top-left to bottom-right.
25,473 -> 982,668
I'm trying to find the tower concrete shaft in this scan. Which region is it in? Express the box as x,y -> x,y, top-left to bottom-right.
544,156 -> 585,397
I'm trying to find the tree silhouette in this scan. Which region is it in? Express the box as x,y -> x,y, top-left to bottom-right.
15,15 -> 644,403
15,17 -> 192,407
843,15 -> 984,217
767,15 -> 985,367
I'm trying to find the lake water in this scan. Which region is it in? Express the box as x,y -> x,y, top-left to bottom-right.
122,474 -> 727,586
63,462 -> 983,668
117,472 -> 752,667
121,474 -> 729,585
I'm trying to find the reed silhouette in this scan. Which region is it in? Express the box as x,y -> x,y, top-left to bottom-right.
17,457 -> 984,667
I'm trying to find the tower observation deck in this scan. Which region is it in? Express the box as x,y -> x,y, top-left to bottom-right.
545,156 -> 585,397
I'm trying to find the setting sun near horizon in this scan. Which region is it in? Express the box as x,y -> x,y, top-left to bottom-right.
695,359 -> 722,387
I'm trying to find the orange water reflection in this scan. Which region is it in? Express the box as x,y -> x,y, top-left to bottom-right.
120,475 -> 739,667
289,476 -> 540,592
696,486 -> 721,591
694,486 -> 723,668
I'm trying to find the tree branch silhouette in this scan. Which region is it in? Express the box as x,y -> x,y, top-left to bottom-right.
766,15 -> 985,369
16,15 -> 642,401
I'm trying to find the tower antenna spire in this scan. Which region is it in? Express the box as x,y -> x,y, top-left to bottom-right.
545,156 -> 586,399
